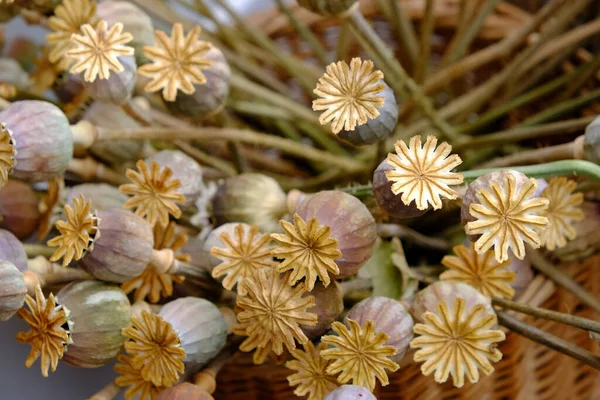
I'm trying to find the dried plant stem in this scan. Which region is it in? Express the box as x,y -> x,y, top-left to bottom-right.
88,381 -> 121,400
67,157 -> 128,186
175,140 -> 237,177
454,117 -> 593,151
528,250 -> 600,315
492,297 -> 600,334
439,0 -> 475,66
336,21 -> 352,61
274,0 -> 329,66
23,244 -> 55,258
423,0 -> 564,94
456,67 -> 582,135
213,0 -> 317,93
376,223 -> 450,251
479,136 -> 585,168
193,0 -> 245,55
23,268 -> 93,295
556,55 -> 600,101
347,7 -> 460,142
462,160 -> 600,182
416,0 -> 435,83
521,87 -> 600,126
388,0 -> 419,71
92,126 -> 363,172
496,311 -> 600,371
442,0 -> 502,66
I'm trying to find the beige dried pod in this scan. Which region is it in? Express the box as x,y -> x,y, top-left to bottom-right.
96,0 -> 154,62
412,281 -> 494,323
158,383 -> 214,400
373,159 -> 428,219
0,180 -> 39,239
0,58 -> 30,94
164,46 -> 231,120
57,280 -> 131,367
0,100 -> 73,185
346,296 -> 414,362
66,183 -> 129,211
211,173 -> 288,233
145,150 -> 204,208
0,260 -> 27,321
294,190 -> 377,277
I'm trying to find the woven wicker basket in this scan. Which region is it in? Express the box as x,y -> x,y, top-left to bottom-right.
215,1 -> 600,398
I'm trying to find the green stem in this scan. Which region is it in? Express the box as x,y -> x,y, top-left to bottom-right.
24,244 -> 56,258
274,0 -> 329,66
521,87 -> 600,126
338,184 -> 374,197
388,0 -> 419,71
492,297 -> 600,334
416,0 -> 435,83
461,160 -> 600,182
347,7 -> 461,142
454,117 -> 593,152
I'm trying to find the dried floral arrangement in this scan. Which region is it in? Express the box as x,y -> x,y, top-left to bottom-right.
0,0 -> 600,399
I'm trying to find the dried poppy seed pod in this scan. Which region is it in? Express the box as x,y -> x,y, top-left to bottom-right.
373,160 -> 429,219
302,281 -> 343,339
82,100 -> 148,164
583,116 -> 600,164
66,183 -> 129,211
0,100 -> 73,183
461,170 -> 530,240
298,0 -> 358,15
0,58 -> 30,93
346,296 -> 414,362
97,0 -> 154,63
0,228 -> 28,271
164,47 -> 231,120
0,180 -> 39,239
294,190 -> 377,277
324,385 -> 377,400
79,209 -> 153,283
57,280 -> 131,367
82,55 -> 137,104
412,281 -> 494,323
145,150 -> 203,208
158,383 -> 214,400
159,297 -> 228,368
0,260 -> 27,321
552,201 -> 600,262
203,222 -> 245,270
211,174 -> 288,233
338,81 -> 398,146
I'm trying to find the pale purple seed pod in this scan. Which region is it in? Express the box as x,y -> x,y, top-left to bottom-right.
584,116 -> 600,164
0,180 -> 40,239
164,47 -> 231,120
346,296 -> 414,362
295,190 -> 377,277
302,281 -> 344,339
461,170 -> 530,242
57,280 -> 131,367
324,385 -> 376,400
0,100 -> 73,182
66,183 -> 129,211
159,297 -> 228,368
203,222 -> 248,270
79,209 -> 153,283
412,281 -> 494,323
373,160 -> 429,219
338,81 -> 398,146
0,260 -> 27,321
298,0 -> 358,15
211,174 -> 288,233
82,55 -> 137,105
82,100 -> 147,165
0,58 -> 30,91
96,0 -> 154,63
157,383 -> 214,400
145,150 -> 203,208
0,229 -> 28,272
508,255 -> 534,297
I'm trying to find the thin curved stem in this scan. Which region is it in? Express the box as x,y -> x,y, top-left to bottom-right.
95,126 -> 363,172
462,160 -> 600,182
